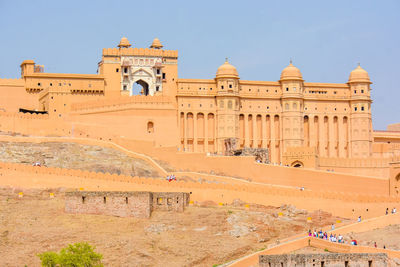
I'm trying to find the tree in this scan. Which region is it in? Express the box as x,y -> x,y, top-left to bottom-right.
38,242 -> 103,267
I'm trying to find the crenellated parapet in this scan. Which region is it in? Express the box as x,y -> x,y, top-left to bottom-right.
102,47 -> 178,59
0,78 -> 24,86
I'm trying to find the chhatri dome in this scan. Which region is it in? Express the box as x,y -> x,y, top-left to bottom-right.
118,37 -> 131,48
348,64 -> 370,83
150,38 -> 163,49
216,58 -> 239,79
280,61 -> 303,80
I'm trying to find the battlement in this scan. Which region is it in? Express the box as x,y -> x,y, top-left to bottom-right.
102,47 -> 178,58
0,78 -> 24,86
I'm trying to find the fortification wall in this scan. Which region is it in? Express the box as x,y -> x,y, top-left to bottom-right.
65,191 -> 152,218
70,95 -> 172,113
1,161 -> 399,220
119,145 -> 390,195
0,79 -> 37,112
259,253 -> 387,267
318,157 -> 391,178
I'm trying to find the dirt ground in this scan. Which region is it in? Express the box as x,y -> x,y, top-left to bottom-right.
344,224 -> 400,251
0,187 -> 345,267
0,141 -> 160,177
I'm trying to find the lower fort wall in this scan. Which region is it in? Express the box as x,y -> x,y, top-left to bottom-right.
65,191 -> 152,218
259,253 -> 387,267
64,191 -> 189,218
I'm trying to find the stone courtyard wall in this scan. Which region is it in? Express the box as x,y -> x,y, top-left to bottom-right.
260,253 -> 387,267
65,191 -> 189,218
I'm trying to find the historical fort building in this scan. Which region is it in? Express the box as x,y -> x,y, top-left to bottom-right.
1,37 -> 400,189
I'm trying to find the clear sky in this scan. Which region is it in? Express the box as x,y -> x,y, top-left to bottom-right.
0,0 -> 399,129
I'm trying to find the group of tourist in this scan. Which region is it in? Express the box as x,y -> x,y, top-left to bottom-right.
385,207 -> 396,215
308,229 -> 345,244
166,174 -> 176,182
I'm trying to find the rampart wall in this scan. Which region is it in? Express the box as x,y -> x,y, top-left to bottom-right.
319,157 -> 391,178
0,79 -> 37,112
1,160 -> 399,220
259,253 -> 387,267
227,213 -> 400,267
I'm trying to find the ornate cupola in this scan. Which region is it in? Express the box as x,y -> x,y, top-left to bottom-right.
118,37 -> 131,48
150,38 -> 163,49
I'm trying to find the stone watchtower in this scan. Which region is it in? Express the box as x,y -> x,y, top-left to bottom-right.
348,64 -> 373,158
280,62 -> 305,152
215,59 -> 240,154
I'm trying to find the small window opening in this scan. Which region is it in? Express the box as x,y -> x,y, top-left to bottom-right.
229,84 -> 232,88
124,67 -> 128,73
354,90 -> 357,93
157,197 -> 163,205
368,260 -> 372,267
355,107 -> 357,111
147,121 -> 154,133
345,261 -> 349,267
50,83 -> 53,86
156,86 -> 159,91
116,68 -> 119,72
123,85 -> 127,90
38,82 -> 41,86
221,85 -> 224,89
361,89 -> 364,93
361,106 -> 364,111
103,196 -> 106,204
156,69 -> 160,74
59,83 -> 62,86
82,196 -> 86,204
162,73 -> 166,79
125,197 -> 128,204
286,87 -> 289,91
321,261 -> 325,267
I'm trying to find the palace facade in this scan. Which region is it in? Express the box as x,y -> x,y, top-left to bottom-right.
1,37 -> 399,175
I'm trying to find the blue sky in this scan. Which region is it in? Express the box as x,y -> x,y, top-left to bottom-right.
0,0 -> 399,129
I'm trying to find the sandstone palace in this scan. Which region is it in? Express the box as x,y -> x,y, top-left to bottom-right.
1,37 -> 400,191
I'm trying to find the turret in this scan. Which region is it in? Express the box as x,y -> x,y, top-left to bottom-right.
280,61 -> 304,150
215,59 -> 240,154
20,60 -> 35,78
348,64 -> 373,158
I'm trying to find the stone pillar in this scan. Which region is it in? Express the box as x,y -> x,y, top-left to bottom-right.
329,115 -> 335,157
205,114 -> 209,153
194,113 -> 198,152
183,112 -> 187,152
309,115 -> 315,149
253,114 -> 257,148
319,116 -> 325,157
244,114 -> 250,147
262,115 -> 267,148
270,114 -> 276,163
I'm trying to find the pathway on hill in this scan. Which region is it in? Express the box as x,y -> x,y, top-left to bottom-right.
225,212 -> 400,267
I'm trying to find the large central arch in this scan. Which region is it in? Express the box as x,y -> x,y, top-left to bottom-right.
132,79 -> 149,96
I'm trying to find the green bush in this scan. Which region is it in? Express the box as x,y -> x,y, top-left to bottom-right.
38,242 -> 103,267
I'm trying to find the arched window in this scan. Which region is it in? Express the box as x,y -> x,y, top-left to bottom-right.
228,100 -> 233,109
147,121 -> 154,133
285,103 -> 289,110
